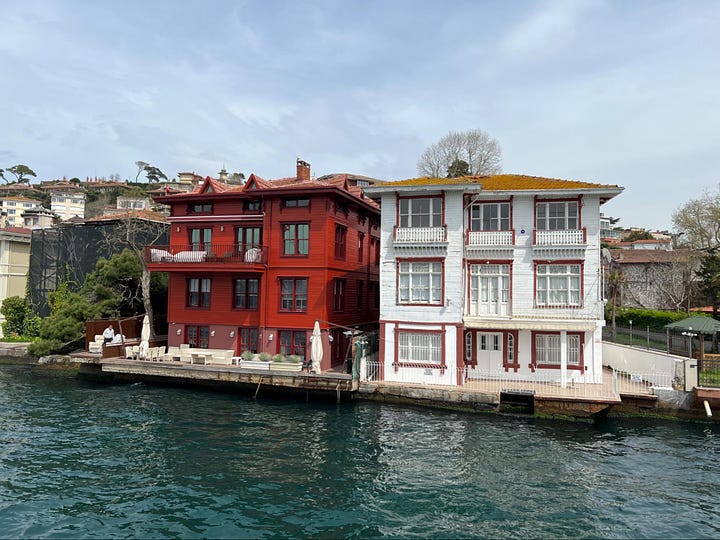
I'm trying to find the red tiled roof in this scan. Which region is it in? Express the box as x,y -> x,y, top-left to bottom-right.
609,249 -> 702,264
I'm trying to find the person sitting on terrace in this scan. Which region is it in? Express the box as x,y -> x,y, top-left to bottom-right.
102,324 -> 115,344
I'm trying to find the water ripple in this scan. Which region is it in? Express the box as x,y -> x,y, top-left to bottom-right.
0,367 -> 719,539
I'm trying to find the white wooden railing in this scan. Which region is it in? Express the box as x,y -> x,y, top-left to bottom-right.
394,226 -> 446,243
534,229 -> 585,245
466,230 -> 514,246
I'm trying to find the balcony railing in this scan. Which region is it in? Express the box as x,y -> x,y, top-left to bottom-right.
466,230 -> 514,246
144,244 -> 267,265
534,228 -> 586,245
394,226 -> 447,243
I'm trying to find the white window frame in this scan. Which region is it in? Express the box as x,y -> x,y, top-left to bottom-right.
399,197 -> 442,228
398,261 -> 443,305
470,202 -> 510,231
536,201 -> 578,231
535,334 -> 560,364
469,264 -> 510,315
398,332 -> 442,365
536,264 -> 581,307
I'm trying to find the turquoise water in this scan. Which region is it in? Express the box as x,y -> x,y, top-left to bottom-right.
0,365 -> 719,539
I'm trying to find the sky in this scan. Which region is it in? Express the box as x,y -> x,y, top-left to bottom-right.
1,0 -> 718,232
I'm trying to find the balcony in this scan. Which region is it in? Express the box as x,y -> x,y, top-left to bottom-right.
533,229 -> 587,259
394,226 -> 446,244
144,244 -> 267,266
534,229 -> 585,245
465,230 -> 514,258
393,226 -> 447,257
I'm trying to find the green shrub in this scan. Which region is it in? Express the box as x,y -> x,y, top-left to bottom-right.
258,352 -> 272,362
607,305 -> 690,330
271,353 -> 285,363
241,350 -> 255,361
288,354 -> 301,363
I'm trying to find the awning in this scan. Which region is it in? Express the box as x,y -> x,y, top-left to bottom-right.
664,316 -> 720,335
463,317 -> 600,332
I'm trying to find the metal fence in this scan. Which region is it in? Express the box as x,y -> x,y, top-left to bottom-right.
601,324 -> 705,358
359,361 -> 673,398
700,355 -> 720,387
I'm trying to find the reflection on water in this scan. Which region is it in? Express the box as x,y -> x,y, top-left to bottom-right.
0,365 -> 718,539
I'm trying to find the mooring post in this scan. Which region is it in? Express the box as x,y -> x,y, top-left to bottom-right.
254,376 -> 263,399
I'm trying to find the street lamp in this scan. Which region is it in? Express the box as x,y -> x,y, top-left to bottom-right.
682,327 -> 697,359
629,319 -> 633,344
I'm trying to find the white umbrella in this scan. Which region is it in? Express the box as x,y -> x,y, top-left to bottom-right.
139,314 -> 150,359
311,321 -> 323,374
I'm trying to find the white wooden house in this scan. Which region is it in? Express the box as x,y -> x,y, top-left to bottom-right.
363,175 -> 623,387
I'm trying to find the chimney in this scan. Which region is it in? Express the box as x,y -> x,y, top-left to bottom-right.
296,158 -> 311,182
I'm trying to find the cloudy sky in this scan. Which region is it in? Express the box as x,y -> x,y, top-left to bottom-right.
1,0 -> 718,231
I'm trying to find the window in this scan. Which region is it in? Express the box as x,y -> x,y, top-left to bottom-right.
234,278 -> 259,309
237,226 -> 262,250
357,280 -> 364,311
239,327 -> 259,354
187,326 -> 209,348
244,199 -> 261,211
369,281 -> 379,309
189,203 -> 212,213
280,330 -> 306,357
534,333 -> 582,368
469,264 -> 510,316
567,334 -> 581,366
465,332 -> 472,361
535,334 -> 560,365
399,197 -> 442,228
188,278 -> 211,307
398,332 -> 442,365
282,223 -> 309,256
507,334 -> 515,364
190,228 -> 212,252
398,261 -> 442,305
335,225 -> 347,259
280,278 -> 307,312
284,197 -> 310,208
536,264 -> 581,307
333,279 -> 345,312
470,202 -> 510,231
536,201 -> 578,230
358,233 -> 365,263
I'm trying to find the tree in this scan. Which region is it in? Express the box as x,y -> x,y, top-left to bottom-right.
135,161 -> 167,183
0,164 -> 37,184
417,129 -> 502,178
697,253 -> 720,319
623,230 -> 654,242
98,214 -> 169,337
672,184 -> 720,249
447,159 -> 470,178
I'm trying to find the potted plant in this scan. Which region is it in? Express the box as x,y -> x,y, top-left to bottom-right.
241,350 -> 255,362
243,351 -> 271,370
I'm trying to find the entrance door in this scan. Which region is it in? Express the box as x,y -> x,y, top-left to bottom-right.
476,332 -> 503,372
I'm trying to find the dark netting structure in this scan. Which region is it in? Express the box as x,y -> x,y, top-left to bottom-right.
29,219 -> 169,317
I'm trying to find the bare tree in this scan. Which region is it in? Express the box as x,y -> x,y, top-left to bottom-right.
418,129 -> 502,178
99,212 -> 169,336
672,184 -> 720,249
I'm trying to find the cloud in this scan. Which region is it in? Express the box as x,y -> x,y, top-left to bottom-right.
499,0 -> 601,57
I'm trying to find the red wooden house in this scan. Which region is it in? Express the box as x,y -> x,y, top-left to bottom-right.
144,159 -> 381,371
